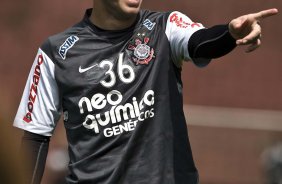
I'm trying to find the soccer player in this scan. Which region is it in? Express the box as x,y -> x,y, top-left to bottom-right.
14,0 -> 278,183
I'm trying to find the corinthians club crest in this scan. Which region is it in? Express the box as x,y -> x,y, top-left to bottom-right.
127,33 -> 155,65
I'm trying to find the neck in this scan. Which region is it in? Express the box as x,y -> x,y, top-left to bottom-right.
90,2 -> 138,30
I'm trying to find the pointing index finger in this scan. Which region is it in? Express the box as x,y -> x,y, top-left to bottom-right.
254,8 -> 279,20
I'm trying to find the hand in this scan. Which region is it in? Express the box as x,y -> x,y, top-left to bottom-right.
228,8 -> 278,52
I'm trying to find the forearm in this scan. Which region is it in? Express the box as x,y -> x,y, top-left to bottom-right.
21,131 -> 50,184
188,24 -> 237,60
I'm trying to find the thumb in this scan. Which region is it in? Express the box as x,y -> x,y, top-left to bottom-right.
229,15 -> 251,40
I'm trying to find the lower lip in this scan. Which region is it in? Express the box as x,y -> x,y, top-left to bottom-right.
126,0 -> 141,7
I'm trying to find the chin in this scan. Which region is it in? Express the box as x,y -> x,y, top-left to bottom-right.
118,7 -> 140,19
125,8 -> 140,15
106,0 -> 142,20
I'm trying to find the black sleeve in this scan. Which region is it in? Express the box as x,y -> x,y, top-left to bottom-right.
21,131 -> 50,184
188,24 -> 237,67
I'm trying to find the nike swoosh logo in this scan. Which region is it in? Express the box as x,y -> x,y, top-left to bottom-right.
79,64 -> 98,73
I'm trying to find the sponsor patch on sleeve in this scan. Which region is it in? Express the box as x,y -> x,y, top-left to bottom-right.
58,35 -> 79,60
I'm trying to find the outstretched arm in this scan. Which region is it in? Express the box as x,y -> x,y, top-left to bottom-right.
188,8 -> 278,66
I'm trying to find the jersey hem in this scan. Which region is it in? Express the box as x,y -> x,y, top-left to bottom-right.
13,118 -> 53,136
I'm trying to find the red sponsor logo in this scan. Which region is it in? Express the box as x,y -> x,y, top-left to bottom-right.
170,13 -> 201,28
23,54 -> 44,123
